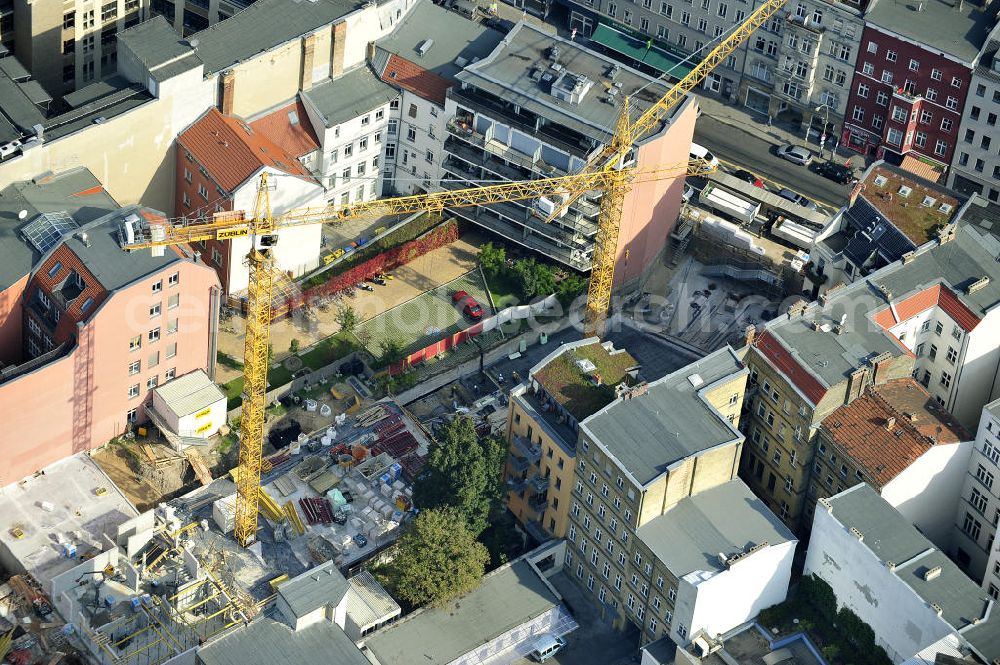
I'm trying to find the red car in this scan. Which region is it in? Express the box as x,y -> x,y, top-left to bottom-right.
452,290 -> 484,320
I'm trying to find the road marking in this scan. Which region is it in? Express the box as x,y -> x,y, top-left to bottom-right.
716,157 -> 835,212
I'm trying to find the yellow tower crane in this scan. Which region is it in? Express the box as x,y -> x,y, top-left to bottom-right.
125,0 -> 788,546
542,0 -> 790,335
124,160 -> 706,546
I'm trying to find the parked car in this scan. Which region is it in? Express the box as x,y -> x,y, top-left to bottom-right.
690,142 -> 720,168
778,188 -> 818,210
732,169 -> 765,188
482,16 -> 515,32
776,144 -> 814,166
452,290 -> 484,320
529,634 -> 566,662
815,161 -> 856,184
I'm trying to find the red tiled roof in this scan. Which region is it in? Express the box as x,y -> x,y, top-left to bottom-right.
178,107 -> 315,193
821,378 -> 970,487
32,245 -> 109,342
871,283 -> 981,333
937,286 -> 980,332
249,100 -> 320,159
381,54 -> 451,106
755,330 -> 827,404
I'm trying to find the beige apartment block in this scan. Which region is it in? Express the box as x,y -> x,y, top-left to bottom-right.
14,0 -> 148,95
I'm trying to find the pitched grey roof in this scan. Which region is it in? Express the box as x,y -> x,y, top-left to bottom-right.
764,222 -> 1000,394
277,560 -> 349,619
637,479 -> 795,577
865,0 -> 994,64
376,0 -> 504,80
581,347 -> 745,486
826,485 -> 1000,663
0,169 -> 119,291
455,21 -> 673,146
302,66 -> 399,128
198,617 -> 368,665
117,16 -> 203,81
364,559 -> 560,665
188,0 -> 356,75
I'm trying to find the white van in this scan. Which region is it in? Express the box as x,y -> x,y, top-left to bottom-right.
529,634 -> 566,662
690,142 -> 720,168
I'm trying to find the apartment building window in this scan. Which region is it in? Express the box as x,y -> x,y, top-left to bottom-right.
182,192 -> 191,208
405,126 -> 417,142
148,327 -> 160,343
983,440 -> 999,465
934,139 -> 948,156
608,2 -> 617,16
919,109 -> 933,125
660,1 -> 671,15
875,90 -> 888,107
657,25 -> 668,39
963,512 -> 983,540
945,346 -> 957,364
167,318 -> 178,335
971,488 -> 988,513
149,303 -> 161,319
359,137 -> 369,151
976,464 -> 995,490
130,335 -> 142,351
697,18 -> 707,32
128,384 -> 140,399
951,325 -> 963,341
927,88 -> 938,101
64,39 -> 76,54
941,118 -> 953,132
64,11 -> 76,27
211,247 -> 222,265
881,70 -> 893,84
946,96 -> 959,110
914,132 -> 927,148
83,9 -> 95,28
129,360 -> 141,376
857,83 -> 869,99
862,62 -> 874,76
147,376 -> 158,390
101,2 -> 117,21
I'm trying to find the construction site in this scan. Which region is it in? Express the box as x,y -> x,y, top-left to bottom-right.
0,398 -> 431,665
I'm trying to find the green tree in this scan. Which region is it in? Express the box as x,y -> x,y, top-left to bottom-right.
512,258 -> 557,300
379,339 -> 405,367
556,273 -> 587,308
376,508 -> 489,607
289,338 -> 300,353
413,416 -> 506,535
336,305 -> 357,333
478,242 -> 506,279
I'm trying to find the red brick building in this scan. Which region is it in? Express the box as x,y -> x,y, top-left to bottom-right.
842,0 -> 993,167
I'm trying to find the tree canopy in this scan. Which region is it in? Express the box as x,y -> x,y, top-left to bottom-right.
478,242 -> 506,279
376,508 -> 489,607
413,416 -> 506,536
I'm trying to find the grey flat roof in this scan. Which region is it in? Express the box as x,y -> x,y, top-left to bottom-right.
189,0 -> 357,75
985,397 -> 1000,421
302,66 -> 398,128
199,616 -> 368,665
826,485 -> 1000,662
638,479 -> 794,577
0,66 -> 46,139
364,559 -> 560,665
376,0 -> 504,80
456,21 -> 672,145
765,222 -> 1000,392
66,208 -> 180,291
866,0 -> 994,64
0,169 -> 119,291
63,77 -> 137,109
581,347 -> 745,486
277,560 -> 349,618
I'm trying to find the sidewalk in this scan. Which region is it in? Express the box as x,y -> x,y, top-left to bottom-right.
694,93 -> 868,171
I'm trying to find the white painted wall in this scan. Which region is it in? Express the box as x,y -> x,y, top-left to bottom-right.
952,401 -> 1000,584
228,166 -> 325,293
881,441 -> 973,548
151,387 -> 227,439
952,306 -> 1000,430
673,540 -> 796,644
343,0 -> 416,73
390,91 -> 447,195
804,505 -> 953,663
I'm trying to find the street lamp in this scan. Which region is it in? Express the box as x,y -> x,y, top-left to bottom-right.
815,104 -> 831,159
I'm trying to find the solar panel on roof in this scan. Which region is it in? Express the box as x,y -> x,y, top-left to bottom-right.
21,211 -> 79,254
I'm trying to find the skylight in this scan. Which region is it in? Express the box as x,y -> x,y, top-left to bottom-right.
22,211 -> 79,254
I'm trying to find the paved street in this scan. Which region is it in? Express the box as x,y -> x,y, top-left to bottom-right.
694,115 -> 854,207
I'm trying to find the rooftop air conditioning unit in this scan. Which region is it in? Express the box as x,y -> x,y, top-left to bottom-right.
416,39 -> 434,57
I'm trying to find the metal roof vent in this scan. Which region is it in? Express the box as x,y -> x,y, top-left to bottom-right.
688,373 -> 704,388
416,39 -> 434,57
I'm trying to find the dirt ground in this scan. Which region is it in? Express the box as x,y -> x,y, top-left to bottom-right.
216,231 -> 483,382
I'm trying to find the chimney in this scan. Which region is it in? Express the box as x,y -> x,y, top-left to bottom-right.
923,565 -> 942,581
299,34 -> 317,92
330,21 -> 347,79
220,70 -> 236,116
931,603 -> 943,617
967,276 -> 990,295
885,416 -> 896,431
744,324 -> 757,347
846,367 -> 869,404
937,224 -> 957,244
850,526 -> 864,541
886,560 -> 896,572
869,352 -> 893,385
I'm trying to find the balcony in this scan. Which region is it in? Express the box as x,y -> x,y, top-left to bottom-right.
784,13 -> 824,35
507,475 -> 528,493
509,454 -> 531,474
513,435 -> 542,465
529,474 -> 551,494
892,87 -> 922,104
529,495 -> 549,514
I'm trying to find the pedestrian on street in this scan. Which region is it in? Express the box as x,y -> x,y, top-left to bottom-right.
766,115 -> 772,127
